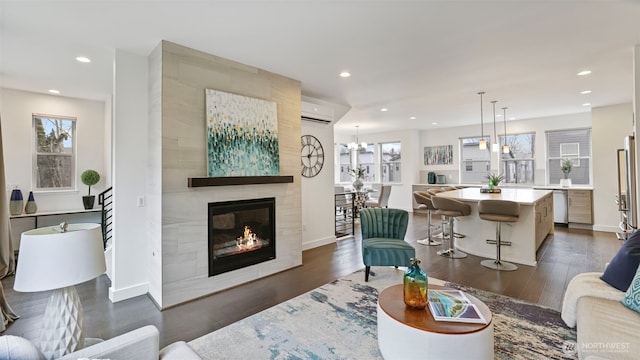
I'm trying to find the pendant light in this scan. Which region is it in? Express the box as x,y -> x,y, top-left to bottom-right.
491,100 -> 499,152
502,107 -> 510,154
477,92 -> 487,150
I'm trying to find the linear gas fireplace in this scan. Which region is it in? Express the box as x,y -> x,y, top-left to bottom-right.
208,197 -> 276,276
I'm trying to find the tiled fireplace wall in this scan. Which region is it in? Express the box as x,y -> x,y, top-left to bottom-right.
150,41 -> 302,308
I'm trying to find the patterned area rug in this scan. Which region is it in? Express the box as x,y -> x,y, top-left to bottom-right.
188,267 -> 577,359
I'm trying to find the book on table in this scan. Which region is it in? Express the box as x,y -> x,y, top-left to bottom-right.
427,289 -> 487,324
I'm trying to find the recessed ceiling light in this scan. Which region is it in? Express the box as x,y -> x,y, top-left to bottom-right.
432,122 -> 437,125
380,108 -> 388,112
76,56 -> 91,63
581,90 -> 592,94
509,117 -> 516,121
339,71 -> 351,78
577,70 -> 592,76
582,102 -> 591,107
410,116 -> 416,120
48,89 -> 60,94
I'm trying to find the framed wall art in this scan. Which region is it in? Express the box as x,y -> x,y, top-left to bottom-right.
424,145 -> 453,165
205,89 -> 280,177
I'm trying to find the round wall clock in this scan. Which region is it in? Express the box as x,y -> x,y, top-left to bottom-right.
301,134 -> 324,178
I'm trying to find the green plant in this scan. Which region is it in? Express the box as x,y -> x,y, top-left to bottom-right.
486,173 -> 504,187
561,158 -> 573,178
348,166 -> 366,179
81,169 -> 100,196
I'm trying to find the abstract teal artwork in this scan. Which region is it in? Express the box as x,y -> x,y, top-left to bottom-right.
206,89 -> 280,177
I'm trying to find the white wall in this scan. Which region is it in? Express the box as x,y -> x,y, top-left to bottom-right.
301,121 -> 336,250
110,49 -> 150,302
592,103 -> 634,233
1,88 -> 107,211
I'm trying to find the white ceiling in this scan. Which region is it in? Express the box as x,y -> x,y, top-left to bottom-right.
2,1 -> 640,136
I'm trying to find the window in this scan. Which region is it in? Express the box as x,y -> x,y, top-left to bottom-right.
338,144 -> 352,182
500,132 -> 535,185
33,115 -> 76,190
546,128 -> 591,185
380,141 -> 401,183
460,136 -> 490,183
357,144 -> 375,182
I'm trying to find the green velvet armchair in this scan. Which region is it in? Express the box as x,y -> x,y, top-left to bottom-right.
359,208 -> 415,281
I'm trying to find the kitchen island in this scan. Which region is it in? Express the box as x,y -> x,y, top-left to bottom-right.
435,187 -> 554,266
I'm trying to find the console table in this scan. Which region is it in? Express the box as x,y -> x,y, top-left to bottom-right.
9,209 -> 102,252
10,209 -> 101,228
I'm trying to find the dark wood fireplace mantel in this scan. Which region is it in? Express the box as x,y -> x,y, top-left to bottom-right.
188,176 -> 294,187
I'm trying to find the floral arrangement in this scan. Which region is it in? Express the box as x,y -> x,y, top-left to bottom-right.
348,166 -> 366,179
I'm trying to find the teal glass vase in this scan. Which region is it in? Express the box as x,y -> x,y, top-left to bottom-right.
403,258 -> 428,309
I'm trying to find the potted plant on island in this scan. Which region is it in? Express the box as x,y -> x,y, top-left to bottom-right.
486,173 -> 504,192
81,169 -> 101,209
560,158 -> 573,187
348,166 -> 366,191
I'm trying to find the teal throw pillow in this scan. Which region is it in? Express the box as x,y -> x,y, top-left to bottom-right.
621,264 -> 640,313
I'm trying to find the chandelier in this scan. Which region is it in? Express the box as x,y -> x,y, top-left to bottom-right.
347,125 -> 368,151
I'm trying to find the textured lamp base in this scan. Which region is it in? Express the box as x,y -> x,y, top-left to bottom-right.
39,286 -> 85,360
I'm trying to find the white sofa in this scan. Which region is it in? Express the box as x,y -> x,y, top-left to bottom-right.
1,325 -> 202,360
562,272 -> 640,360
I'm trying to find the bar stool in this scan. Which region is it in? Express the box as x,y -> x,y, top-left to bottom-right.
478,199 -> 519,271
430,196 -> 470,259
412,191 -> 442,246
428,188 -> 465,239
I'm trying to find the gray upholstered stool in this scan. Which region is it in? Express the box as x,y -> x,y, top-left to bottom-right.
413,191 -> 442,246
430,196 -> 470,259
478,199 -> 519,271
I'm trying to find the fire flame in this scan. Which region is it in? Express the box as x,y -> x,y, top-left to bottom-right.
236,226 -> 260,250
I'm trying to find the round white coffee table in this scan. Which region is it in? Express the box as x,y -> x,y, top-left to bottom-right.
377,284 -> 494,360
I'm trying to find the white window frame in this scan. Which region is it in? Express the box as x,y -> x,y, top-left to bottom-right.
380,141 -> 401,184
546,128 -> 592,185
32,114 -> 77,192
459,136 -> 491,184
499,132 -> 535,185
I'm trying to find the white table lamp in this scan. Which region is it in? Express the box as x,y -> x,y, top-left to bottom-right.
14,223 -> 106,359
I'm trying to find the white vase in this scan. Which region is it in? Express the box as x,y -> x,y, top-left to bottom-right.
352,178 -> 364,191
560,178 -> 572,187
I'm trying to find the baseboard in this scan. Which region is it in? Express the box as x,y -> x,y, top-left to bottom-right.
109,282 -> 149,303
568,223 -> 594,231
302,236 -> 336,251
591,224 -> 619,233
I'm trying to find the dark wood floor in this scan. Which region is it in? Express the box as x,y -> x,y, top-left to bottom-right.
2,213 -> 621,348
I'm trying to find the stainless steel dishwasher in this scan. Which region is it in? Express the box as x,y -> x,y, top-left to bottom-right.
553,190 -> 568,224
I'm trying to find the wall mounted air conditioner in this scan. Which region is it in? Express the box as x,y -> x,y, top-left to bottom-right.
301,101 -> 334,125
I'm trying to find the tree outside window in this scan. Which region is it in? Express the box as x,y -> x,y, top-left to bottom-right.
33,115 -> 76,190
500,132 -> 535,185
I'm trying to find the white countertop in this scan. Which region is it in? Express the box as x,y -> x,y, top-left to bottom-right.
436,187 -> 552,205
414,183 -> 593,191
